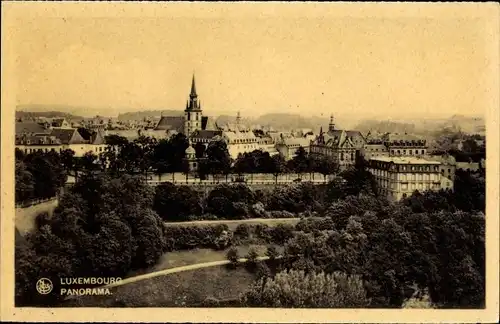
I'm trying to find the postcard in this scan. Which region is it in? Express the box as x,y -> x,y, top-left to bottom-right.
1,1 -> 498,323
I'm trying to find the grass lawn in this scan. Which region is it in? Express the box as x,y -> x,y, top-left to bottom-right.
66,264 -> 259,307
127,245 -> 280,277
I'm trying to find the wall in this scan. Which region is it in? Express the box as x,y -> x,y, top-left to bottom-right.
15,198 -> 59,236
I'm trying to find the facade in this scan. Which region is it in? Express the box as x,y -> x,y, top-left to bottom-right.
367,156 -> 449,202
15,128 -> 107,157
219,130 -> 260,160
309,115 -> 366,169
275,136 -> 310,160
362,132 -> 428,160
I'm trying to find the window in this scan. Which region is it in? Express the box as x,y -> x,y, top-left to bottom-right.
401,183 -> 408,190
397,150 -> 401,155
409,150 -> 413,155
341,152 -> 344,161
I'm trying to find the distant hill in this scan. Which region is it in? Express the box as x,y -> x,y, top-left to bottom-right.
354,115 -> 485,137
249,113 -> 358,132
16,110 -> 85,120
117,110 -> 183,121
16,104 -> 105,118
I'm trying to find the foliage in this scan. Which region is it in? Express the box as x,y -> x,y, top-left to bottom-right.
226,247 -> 240,266
206,184 -> 256,218
198,139 -> 232,179
266,245 -> 279,260
15,151 -> 67,203
15,174 -> 167,306
153,183 -> 203,221
241,269 -> 370,308
163,224 -> 232,251
266,183 -> 325,213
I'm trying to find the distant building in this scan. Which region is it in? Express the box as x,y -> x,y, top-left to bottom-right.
184,140 -> 198,174
367,156 -> 450,202
275,135 -> 310,160
15,128 -> 107,157
362,132 -> 428,159
309,115 -> 366,168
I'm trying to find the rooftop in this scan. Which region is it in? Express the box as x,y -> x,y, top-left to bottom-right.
370,156 -> 441,165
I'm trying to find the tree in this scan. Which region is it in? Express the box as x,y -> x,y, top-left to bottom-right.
226,247 -> 240,267
24,151 -> 67,200
270,154 -> 287,183
241,270 -> 370,308
15,160 -> 34,203
340,156 -> 378,197
194,142 -> 206,159
289,147 -> 309,179
266,245 -> 279,260
314,155 -> 339,181
60,149 -> 76,176
16,173 -> 169,306
153,183 -> 203,221
203,139 -> 232,181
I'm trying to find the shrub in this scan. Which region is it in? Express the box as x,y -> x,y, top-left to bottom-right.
250,202 -> 267,218
246,247 -> 259,263
234,224 -> 251,241
241,270 -> 370,308
266,245 -> 279,260
255,262 -> 271,280
268,223 -> 295,244
226,247 -> 240,267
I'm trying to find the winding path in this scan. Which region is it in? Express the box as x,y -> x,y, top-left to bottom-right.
102,256 -> 271,290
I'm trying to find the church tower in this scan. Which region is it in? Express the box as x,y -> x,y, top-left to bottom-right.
184,74 -> 203,137
328,114 -> 335,132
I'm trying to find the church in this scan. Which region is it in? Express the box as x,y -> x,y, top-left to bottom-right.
309,115 -> 366,169
154,74 -> 217,137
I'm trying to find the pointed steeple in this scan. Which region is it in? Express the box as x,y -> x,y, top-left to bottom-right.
236,111 -> 241,124
190,73 -> 197,98
328,114 -> 335,132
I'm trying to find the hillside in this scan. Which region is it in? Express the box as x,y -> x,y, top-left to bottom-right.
354,115 -> 485,137
15,110 -> 85,120
117,110 -> 184,121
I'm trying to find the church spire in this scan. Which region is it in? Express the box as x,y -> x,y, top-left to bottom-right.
190,73 -> 197,98
328,114 -> 335,132
236,111 -> 241,124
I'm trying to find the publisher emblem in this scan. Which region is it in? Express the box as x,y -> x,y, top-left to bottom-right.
36,278 -> 53,295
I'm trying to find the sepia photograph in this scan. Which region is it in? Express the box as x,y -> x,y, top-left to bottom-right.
1,1 -> 499,323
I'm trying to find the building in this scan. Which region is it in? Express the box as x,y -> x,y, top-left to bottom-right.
218,130 -> 260,160
154,74 -> 218,137
361,132 -> 428,160
15,128 -> 107,157
184,140 -> 199,174
367,156 -> 450,202
309,115 -> 366,168
275,135 -> 311,160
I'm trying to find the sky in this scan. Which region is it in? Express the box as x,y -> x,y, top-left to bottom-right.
5,3 -> 496,119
